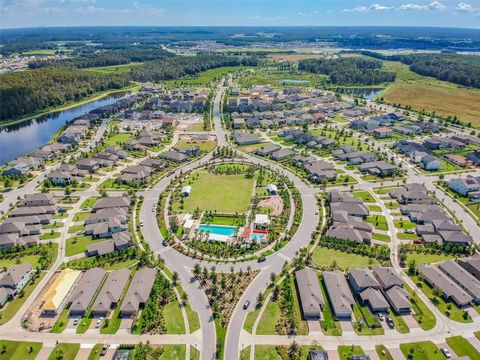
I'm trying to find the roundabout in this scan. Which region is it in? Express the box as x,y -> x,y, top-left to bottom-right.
162,161 -> 299,261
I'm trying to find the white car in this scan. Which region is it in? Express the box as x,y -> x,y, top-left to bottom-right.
441,348 -> 451,358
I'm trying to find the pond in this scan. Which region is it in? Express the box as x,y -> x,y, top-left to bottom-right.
0,93 -> 126,165
343,87 -> 384,100
279,79 -> 310,84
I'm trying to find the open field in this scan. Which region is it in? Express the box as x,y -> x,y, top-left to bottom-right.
179,171 -> 255,213
399,341 -> 444,360
269,53 -> 325,61
0,340 -> 42,360
312,247 -> 378,270
166,66 -> 250,86
380,61 -> 480,126
238,67 -> 327,87
84,62 -> 144,74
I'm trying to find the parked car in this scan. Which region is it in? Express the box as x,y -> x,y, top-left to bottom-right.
162,240 -> 169,246
100,344 -> 110,356
385,315 -> 394,328
441,347 -> 451,358
378,313 -> 384,321
243,300 -> 251,310
257,256 -> 266,263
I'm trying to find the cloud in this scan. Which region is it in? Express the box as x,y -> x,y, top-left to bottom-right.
297,10 -> 320,16
344,1 -> 447,12
75,5 -> 105,13
455,2 -> 477,12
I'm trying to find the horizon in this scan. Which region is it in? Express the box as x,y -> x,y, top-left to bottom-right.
1,0 -> 480,30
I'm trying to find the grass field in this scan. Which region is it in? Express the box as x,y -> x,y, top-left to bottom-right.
179,171 -> 255,213
399,341 -> 444,360
66,235 -> 106,256
84,62 -> 144,74
164,300 -> 186,334
105,133 -> 134,147
405,252 -> 455,266
446,336 -> 480,360
366,215 -> 388,231
22,49 -> 57,55
338,346 -> 364,360
0,340 -> 42,360
380,60 -> 480,126
256,300 -> 281,335
239,66 -> 327,87
312,247 -> 378,270
352,191 -> 376,203
176,139 -> 217,153
167,66 -> 250,85
0,254 -> 40,268
47,343 -> 80,360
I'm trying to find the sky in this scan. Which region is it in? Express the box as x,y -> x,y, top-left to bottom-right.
1,0 -> 480,29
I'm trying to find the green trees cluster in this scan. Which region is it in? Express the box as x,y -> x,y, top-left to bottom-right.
28,48 -> 173,69
298,57 -> 396,86
0,67 -> 130,120
130,54 -> 258,82
137,273 -> 174,334
403,54 -> 480,88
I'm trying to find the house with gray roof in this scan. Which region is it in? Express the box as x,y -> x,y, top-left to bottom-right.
418,264 -> 473,307
271,148 -> 295,161
232,131 -> 260,146
160,150 -> 188,163
438,260 -> 480,303
120,268 -> 156,316
91,269 -> 130,316
295,268 -> 324,320
255,143 -> 281,157
348,268 -> 389,313
372,267 -> 411,313
0,263 -> 34,293
92,197 -> 130,212
323,271 -> 355,319
68,267 -> 106,315
458,257 -> 480,281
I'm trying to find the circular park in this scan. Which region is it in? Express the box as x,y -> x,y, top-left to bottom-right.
162,162 -> 302,260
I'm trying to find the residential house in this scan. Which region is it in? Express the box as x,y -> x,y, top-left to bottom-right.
120,268 -> 156,316
295,268 -> 324,320
68,267 -> 106,315
323,271 -> 355,319
91,269 -> 131,316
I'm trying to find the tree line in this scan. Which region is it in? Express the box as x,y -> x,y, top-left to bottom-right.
361,51 -> 480,88
298,57 -> 396,86
0,67 -> 130,121
28,48 -> 174,69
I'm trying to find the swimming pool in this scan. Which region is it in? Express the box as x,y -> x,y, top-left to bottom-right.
198,224 -> 237,237
250,232 -> 266,241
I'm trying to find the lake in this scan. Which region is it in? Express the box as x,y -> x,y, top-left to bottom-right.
279,79 -> 310,84
0,93 -> 125,165
343,87 -> 384,100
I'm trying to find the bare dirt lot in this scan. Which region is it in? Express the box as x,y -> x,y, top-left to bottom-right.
258,195 -> 284,216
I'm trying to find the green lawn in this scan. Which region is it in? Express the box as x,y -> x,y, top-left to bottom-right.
256,300 -> 281,335
338,346 -> 364,360
80,197 -> 98,209
103,259 -> 138,270
85,62 -> 144,74
47,343 -> 80,360
40,231 -> 61,240
388,309 -> 409,333
319,275 -> 342,336
185,303 -> 200,333
254,346 -> 282,360
352,191 -> 376,203
159,345 -> 186,360
0,340 -> 42,360
164,301 -> 186,334
404,284 -> 436,331
368,205 -> 382,212
0,273 -> 46,325
394,219 -> 417,230
87,344 -> 103,360
397,233 -> 420,241
0,254 -> 40,268
372,233 -> 391,242
73,211 -> 91,222
176,139 -> 217,153
190,346 -> 200,360
376,345 -> 393,360
446,336 -> 480,360
366,215 -> 389,231
399,341 -> 444,360
240,346 -> 251,360
178,171 -> 255,213
66,235 -> 105,256
312,247 -> 378,271
243,308 -> 260,334
405,252 -> 455,266
51,308 -> 69,333
68,225 -> 85,234
411,274 -> 472,323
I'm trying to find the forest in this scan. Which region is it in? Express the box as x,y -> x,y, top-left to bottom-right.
298,57 -> 396,86
361,51 -> 480,88
28,48 -> 174,69
130,54 -> 259,82
0,67 -> 130,120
